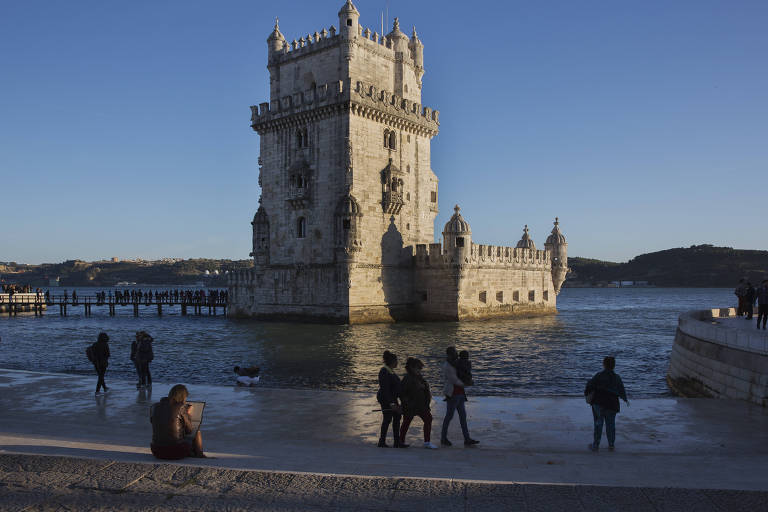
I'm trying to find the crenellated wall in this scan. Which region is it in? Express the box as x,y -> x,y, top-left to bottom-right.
413,242 -> 556,321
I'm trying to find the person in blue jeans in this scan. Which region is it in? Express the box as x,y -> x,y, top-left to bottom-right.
585,356 -> 628,451
440,346 -> 479,447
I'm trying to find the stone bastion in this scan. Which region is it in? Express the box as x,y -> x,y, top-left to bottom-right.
667,308 -> 768,406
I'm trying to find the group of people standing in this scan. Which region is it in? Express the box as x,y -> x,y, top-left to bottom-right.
376,346 -> 479,449
85,330 -> 155,394
734,278 -> 768,329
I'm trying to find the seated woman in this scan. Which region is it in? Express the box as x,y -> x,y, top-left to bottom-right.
149,384 -> 205,459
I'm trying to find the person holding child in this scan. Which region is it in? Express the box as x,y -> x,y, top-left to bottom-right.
440,346 -> 479,447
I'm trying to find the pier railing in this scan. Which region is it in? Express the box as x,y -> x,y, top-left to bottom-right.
0,293 -> 227,317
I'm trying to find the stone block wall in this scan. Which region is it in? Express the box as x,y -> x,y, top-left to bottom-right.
667,310 -> 768,406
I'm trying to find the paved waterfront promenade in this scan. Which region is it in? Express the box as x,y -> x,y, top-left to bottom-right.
2,369 -> 768,510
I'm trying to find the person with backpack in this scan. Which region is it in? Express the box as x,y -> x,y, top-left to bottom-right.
136,331 -> 154,389
88,332 -> 111,395
584,356 -> 629,451
377,350 -> 405,448
440,346 -> 479,447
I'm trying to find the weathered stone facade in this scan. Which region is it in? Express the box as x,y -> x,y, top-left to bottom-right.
228,1 -> 568,323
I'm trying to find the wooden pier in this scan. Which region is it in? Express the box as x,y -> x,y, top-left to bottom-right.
0,293 -> 227,317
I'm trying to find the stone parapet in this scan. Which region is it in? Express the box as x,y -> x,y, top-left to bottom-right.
350,80 -> 439,136
667,309 -> 768,406
414,242 -> 550,270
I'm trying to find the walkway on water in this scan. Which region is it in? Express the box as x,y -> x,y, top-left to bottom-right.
1,370 -> 768,509
0,293 -> 227,317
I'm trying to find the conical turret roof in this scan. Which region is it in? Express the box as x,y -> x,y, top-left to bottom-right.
443,205 -> 471,235
516,225 -> 536,250
545,217 -> 567,245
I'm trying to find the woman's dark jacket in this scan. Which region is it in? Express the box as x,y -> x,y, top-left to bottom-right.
585,370 -> 627,413
376,367 -> 402,407
92,340 -> 110,366
400,373 -> 431,416
150,397 -> 192,446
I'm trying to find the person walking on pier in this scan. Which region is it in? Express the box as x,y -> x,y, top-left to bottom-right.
88,332 -> 111,395
440,346 -> 479,447
377,350 -> 405,448
399,358 -> 438,449
585,356 -> 628,451
755,280 -> 768,330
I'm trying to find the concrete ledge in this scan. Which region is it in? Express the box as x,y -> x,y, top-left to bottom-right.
3,453 -> 768,511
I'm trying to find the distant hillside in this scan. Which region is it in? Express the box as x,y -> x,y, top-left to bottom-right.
0,259 -> 253,287
568,245 -> 768,287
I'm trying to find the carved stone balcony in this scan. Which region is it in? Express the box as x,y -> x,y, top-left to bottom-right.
287,185 -> 311,209
382,190 -> 404,214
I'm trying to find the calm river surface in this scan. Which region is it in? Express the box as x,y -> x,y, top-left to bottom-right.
0,288 -> 733,397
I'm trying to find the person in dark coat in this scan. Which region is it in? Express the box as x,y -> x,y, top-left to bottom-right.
130,332 -> 143,389
399,358 -> 438,449
744,282 -> 756,320
376,350 -> 405,448
585,356 -> 628,451
136,331 -> 154,388
92,332 -> 111,395
150,384 -> 205,459
755,280 -> 768,330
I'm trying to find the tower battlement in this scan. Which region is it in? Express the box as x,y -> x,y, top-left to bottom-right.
414,242 -> 551,269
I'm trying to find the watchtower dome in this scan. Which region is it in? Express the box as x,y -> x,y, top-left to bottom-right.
544,217 -> 568,294
443,205 -> 472,261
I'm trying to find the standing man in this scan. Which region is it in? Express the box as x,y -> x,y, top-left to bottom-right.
90,332 -> 111,395
130,332 -> 144,389
440,346 -> 479,447
136,332 -> 154,389
585,356 -> 629,451
735,278 -> 746,316
744,281 -> 756,320
755,280 -> 768,330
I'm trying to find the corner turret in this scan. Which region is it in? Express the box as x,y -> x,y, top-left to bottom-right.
544,217 -> 568,294
338,0 -> 360,40
250,203 -> 270,265
387,17 -> 410,53
516,225 -> 536,250
409,26 -> 424,86
267,18 -> 286,61
442,205 -> 472,262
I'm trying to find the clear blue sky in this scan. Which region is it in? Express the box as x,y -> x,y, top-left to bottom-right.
1,0 -> 766,264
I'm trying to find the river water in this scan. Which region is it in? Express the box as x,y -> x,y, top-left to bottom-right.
0,287 -> 733,397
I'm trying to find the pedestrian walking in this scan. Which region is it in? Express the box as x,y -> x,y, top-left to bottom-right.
440,346 -> 479,447
399,358 -> 438,449
585,356 -> 629,452
377,350 -> 405,448
87,332 -> 111,395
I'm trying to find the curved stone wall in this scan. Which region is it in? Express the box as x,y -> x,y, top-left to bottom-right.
667,309 -> 768,406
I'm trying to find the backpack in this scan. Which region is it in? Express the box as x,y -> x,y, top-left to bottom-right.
86,343 -> 96,363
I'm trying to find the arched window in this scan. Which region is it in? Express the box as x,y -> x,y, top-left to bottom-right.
297,217 -> 306,238
388,131 -> 396,150
296,130 -> 303,148
383,129 -> 389,149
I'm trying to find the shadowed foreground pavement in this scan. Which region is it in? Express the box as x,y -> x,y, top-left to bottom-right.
2,369 -> 768,510
3,453 -> 768,512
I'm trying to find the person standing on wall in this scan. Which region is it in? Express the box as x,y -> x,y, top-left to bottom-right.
755,280 -> 768,330
377,350 -> 405,448
585,356 -> 629,452
88,332 -> 111,395
744,281 -> 756,320
440,346 -> 479,447
735,278 -> 746,316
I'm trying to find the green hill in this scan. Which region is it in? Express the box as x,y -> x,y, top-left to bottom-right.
568,245 -> 768,287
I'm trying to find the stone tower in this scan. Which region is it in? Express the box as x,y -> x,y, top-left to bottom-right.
229,1 -> 568,323
230,1 -> 441,322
